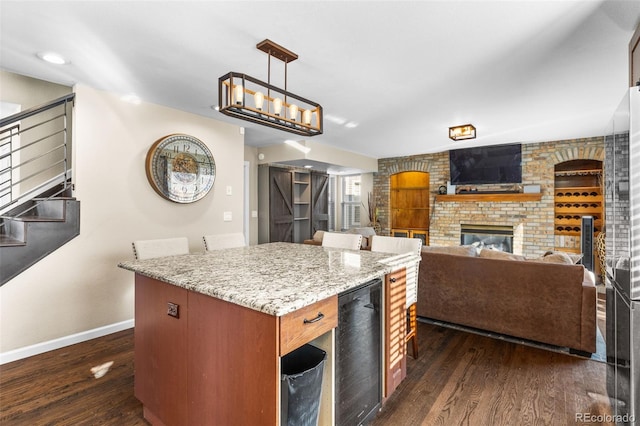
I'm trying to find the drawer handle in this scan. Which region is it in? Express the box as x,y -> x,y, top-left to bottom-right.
390,277 -> 397,283
303,312 -> 324,324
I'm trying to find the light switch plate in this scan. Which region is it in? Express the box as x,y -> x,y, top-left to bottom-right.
226,186 -> 232,196
223,211 -> 232,221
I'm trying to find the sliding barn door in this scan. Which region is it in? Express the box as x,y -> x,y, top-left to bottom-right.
269,167 -> 293,242
311,172 -> 329,234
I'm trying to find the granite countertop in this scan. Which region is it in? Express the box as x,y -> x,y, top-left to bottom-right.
118,242 -> 419,316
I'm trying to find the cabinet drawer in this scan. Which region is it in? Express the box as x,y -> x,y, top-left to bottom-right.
279,295 -> 337,356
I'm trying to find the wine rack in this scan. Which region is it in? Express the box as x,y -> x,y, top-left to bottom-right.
553,162 -> 604,253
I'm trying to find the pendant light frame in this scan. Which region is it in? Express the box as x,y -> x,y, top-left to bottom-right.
218,40 -> 323,137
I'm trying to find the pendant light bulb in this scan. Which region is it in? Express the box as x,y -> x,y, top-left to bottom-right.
254,91 -> 264,110
273,97 -> 283,116
302,110 -> 312,125
289,104 -> 298,121
234,84 -> 244,105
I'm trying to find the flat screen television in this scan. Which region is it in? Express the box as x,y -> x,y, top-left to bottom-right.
449,143 -> 522,185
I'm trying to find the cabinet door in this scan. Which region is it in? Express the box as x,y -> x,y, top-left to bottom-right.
391,229 -> 410,238
188,291 -> 279,425
384,268 -> 407,398
269,167 -> 294,242
134,275 -> 189,426
410,230 -> 429,245
311,172 -> 329,233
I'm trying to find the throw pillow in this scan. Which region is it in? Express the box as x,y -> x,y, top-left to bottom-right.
313,230 -> 325,242
421,245 -> 478,257
543,250 -> 582,264
538,252 -> 574,265
478,248 -> 526,261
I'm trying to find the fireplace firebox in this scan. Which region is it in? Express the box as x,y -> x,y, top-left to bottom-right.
460,224 -> 514,253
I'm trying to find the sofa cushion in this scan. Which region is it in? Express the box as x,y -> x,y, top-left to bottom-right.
422,245 -> 477,257
583,268 -> 596,285
538,252 -> 575,265
543,250 -> 583,264
478,248 -> 526,261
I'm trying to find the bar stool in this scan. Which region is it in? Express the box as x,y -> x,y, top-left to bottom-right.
132,237 -> 190,260
321,232 -> 363,250
203,233 -> 247,251
370,235 -> 422,358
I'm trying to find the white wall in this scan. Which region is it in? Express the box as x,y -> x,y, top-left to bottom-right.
0,84 -> 245,354
0,70 -> 72,108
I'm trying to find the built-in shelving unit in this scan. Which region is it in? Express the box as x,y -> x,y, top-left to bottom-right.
293,171 -> 311,242
553,160 -> 604,255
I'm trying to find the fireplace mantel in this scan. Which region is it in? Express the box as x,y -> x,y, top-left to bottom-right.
435,193 -> 542,203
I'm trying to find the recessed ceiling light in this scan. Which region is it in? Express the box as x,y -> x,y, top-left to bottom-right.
37,52 -> 68,65
121,93 -> 141,104
284,139 -> 311,154
325,114 -> 347,125
304,165 -> 313,169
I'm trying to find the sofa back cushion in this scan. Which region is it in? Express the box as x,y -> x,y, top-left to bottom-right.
479,248 -> 526,262
421,245 -> 477,257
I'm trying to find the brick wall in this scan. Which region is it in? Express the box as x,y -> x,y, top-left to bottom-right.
375,137 -> 604,258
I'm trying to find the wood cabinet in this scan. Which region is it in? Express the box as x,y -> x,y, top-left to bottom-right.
384,267 -> 407,398
279,295 -> 338,356
390,171 -> 430,244
134,275 -> 189,426
135,274 -> 280,425
391,229 -> 428,245
259,165 -> 329,244
134,270 -> 408,425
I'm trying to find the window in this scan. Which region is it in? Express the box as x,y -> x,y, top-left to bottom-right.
341,175 -> 361,230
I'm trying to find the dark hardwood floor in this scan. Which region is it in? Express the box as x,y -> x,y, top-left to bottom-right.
1,321 -> 612,425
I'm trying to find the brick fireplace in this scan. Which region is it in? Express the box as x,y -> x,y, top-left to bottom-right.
374,136 -> 605,259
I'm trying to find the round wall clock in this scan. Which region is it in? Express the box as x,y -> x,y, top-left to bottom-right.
145,134 -> 216,203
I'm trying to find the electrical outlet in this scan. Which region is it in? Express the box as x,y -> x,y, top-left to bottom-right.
223,211 -> 232,221
167,302 -> 179,318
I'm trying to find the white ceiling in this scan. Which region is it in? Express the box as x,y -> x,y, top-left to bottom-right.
1,1 -> 639,160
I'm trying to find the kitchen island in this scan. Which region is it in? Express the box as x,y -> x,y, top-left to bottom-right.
119,242 -> 418,425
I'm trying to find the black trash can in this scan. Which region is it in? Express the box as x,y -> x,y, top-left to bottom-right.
281,344 -> 327,426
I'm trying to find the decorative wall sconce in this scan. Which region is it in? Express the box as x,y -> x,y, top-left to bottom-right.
218,39 -> 323,137
449,124 -> 476,141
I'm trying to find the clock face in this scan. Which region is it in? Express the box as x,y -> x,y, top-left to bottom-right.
145,134 -> 216,203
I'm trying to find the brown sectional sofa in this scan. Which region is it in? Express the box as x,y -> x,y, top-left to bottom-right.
417,248 -> 597,354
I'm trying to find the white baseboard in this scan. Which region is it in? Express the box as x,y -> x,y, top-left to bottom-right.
0,319 -> 134,365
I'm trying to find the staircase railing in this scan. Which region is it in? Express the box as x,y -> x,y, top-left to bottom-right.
0,93 -> 75,218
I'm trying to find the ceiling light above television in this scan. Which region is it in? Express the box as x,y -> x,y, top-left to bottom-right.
449,124 -> 476,141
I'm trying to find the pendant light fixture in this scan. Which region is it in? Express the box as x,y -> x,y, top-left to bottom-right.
218,39 -> 323,137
